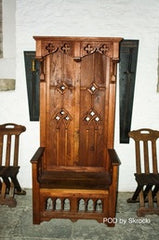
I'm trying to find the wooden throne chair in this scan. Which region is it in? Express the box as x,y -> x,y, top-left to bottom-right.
127,128 -> 159,216
31,36 -> 122,226
0,123 -> 26,207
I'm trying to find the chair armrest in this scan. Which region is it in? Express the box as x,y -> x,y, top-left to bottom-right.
108,149 -> 121,166
30,147 -> 45,164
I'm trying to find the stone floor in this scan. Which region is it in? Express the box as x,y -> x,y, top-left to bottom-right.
0,190 -> 159,240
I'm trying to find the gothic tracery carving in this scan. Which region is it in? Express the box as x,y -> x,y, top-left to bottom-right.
54,108 -> 72,128
43,41 -> 112,59
83,108 -> 101,125
82,42 -> 112,58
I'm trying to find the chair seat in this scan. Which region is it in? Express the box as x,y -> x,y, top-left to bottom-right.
0,166 -> 19,178
135,173 -> 159,185
38,171 -> 112,190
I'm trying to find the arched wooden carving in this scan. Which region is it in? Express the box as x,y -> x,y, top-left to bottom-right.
36,38 -> 116,61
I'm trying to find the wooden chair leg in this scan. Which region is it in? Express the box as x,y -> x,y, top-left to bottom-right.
152,185 -> 159,199
127,185 -> 142,203
156,190 -> 159,207
0,179 -> 17,207
139,190 -> 145,207
2,176 -> 10,194
143,184 -> 153,199
8,181 -> 17,207
0,181 -> 7,202
137,190 -> 145,217
0,179 -> 2,192
134,184 -> 159,216
12,176 -> 26,195
147,190 -> 154,208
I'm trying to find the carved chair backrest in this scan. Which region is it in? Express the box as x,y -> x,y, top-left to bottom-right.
0,123 -> 26,167
129,128 -> 159,174
34,37 -> 122,171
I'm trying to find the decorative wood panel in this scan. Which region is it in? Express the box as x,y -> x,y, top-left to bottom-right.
79,52 -> 107,167
119,40 -> 139,143
45,197 -> 103,212
47,50 -> 79,168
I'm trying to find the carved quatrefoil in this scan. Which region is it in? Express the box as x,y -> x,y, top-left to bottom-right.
98,44 -> 109,54
45,43 -> 58,54
61,43 -> 71,54
84,44 -> 96,54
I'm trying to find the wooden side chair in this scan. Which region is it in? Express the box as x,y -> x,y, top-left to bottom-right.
127,128 -> 159,216
0,123 -> 26,207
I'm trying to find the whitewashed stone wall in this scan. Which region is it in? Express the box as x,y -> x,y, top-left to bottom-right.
0,0 -> 2,57
1,0 -> 159,190
0,0 -> 16,90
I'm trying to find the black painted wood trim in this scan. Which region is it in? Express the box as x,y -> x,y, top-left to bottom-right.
119,40 -> 139,143
24,51 -> 40,121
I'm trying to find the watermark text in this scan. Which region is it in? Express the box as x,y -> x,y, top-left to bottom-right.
103,217 -> 151,224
